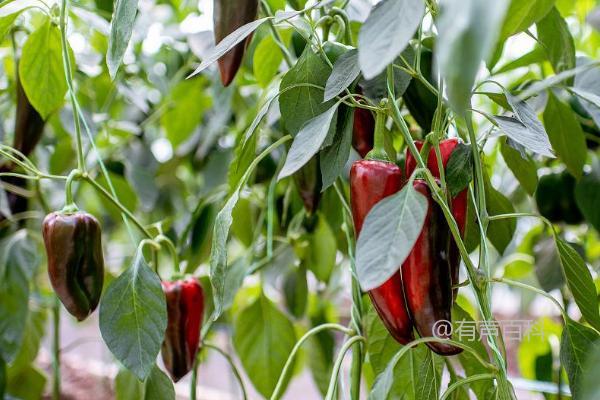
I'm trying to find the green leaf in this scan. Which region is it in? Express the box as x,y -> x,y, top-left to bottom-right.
0,356 -> 5,398
573,57 -> 600,128
279,47 -> 334,135
233,293 -> 296,398
575,157 -> 600,233
500,138 -> 538,196
0,0 -> 39,42
543,91 -> 587,178
8,307 -> 47,372
253,31 -> 290,87
144,365 -> 175,400
500,0 -> 556,39
485,176 -> 516,254
560,319 -> 600,398
534,236 -> 565,292
278,103 -> 339,180
579,340 -> 600,400
107,0 -> 139,78
356,184 -> 428,291
115,368 -> 144,400
502,92 -> 554,157
537,7 -> 576,77
189,18 -> 270,78
446,143 -> 474,198
99,249 -> 167,380
6,365 -> 46,400
555,237 -> 600,332
436,0 -> 509,113
18,18 -> 68,119
283,265 -> 308,319
125,141 -> 159,212
493,46 -> 546,74
324,49 -> 360,101
320,107 -> 354,191
0,231 -> 39,363
358,0 -> 424,79
305,213 -> 337,283
161,77 -> 212,148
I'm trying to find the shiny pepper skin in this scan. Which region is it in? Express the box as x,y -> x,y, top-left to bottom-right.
406,138 -> 467,298
402,181 -> 462,355
161,278 -> 204,382
352,107 -> 375,158
350,160 -> 414,344
42,212 -> 105,321
213,0 -> 258,86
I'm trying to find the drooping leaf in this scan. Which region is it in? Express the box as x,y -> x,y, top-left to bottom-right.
278,103 -> 340,180
555,237 -> 600,332
579,341 -> 600,400
233,293 -> 296,398
320,107 -> 354,190
0,231 -> 39,363
144,365 -> 175,400
537,7 -> 576,77
99,249 -> 167,380
356,184 -> 428,291
107,0 -> 139,78
445,143 -> 474,197
324,49 -> 360,101
543,91 -> 587,178
560,319 -> 600,398
500,138 -> 538,196
436,0 -> 509,113
18,18 -> 68,119
500,0 -> 556,39
358,0 -> 424,79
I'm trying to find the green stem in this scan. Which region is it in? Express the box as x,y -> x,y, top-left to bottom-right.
84,176 -> 152,238
155,235 -> 180,275
324,336 -> 367,400
270,323 -> 354,400
60,0 -> 85,172
190,361 -> 198,400
202,343 -> 248,400
64,169 -> 81,209
52,297 -> 61,400
440,374 -> 496,400
261,0 -> 294,67
366,103 -> 389,161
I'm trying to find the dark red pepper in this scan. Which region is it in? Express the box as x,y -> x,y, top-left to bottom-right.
352,88 -> 375,158
161,278 -> 204,382
401,180 -> 461,355
213,0 -> 259,86
350,160 -> 414,344
42,211 -> 105,321
294,155 -> 322,217
405,138 -> 467,298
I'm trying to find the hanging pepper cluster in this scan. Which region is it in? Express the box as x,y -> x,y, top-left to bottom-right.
351,137 -> 467,356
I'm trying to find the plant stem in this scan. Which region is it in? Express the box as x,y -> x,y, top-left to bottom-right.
261,0 -> 294,67
203,343 -> 248,400
324,336 -> 367,400
52,297 -> 61,400
271,323 -> 354,400
440,373 -> 496,400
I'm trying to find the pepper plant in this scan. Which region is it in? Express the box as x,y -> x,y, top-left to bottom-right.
0,0 -> 600,399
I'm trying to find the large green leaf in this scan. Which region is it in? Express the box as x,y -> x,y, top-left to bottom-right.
305,213 -> 337,283
233,293 -> 296,398
253,30 -> 291,87
18,18 -> 68,119
436,0 -> 509,113
107,0 -> 139,78
99,249 -> 167,380
358,0 -> 424,79
279,47 -> 333,135
355,184 -> 428,291
0,231 -> 39,363
543,92 -> 587,178
500,0 -> 556,39
115,365 -> 175,400
537,7 -> 576,77
320,107 -> 354,190
560,319 -> 600,398
579,341 -> 600,400
485,176 -> 516,254
555,237 -> 600,332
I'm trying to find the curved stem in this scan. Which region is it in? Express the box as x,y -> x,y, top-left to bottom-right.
270,323 -> 354,400
155,235 -> 180,275
64,169 -> 81,209
440,374 -> 496,400
83,175 -> 152,238
324,336 -> 367,400
202,343 -> 248,400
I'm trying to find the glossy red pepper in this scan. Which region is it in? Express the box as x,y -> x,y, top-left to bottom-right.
405,138 -> 467,298
161,278 -> 204,382
213,0 -> 259,86
352,88 -> 375,158
401,180 -> 461,355
350,160 -> 414,344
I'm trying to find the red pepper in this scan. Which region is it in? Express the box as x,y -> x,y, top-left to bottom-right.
350,160 -> 414,344
161,278 -> 205,382
405,138 -> 467,298
401,180 -> 461,355
213,0 -> 259,86
352,89 -> 375,158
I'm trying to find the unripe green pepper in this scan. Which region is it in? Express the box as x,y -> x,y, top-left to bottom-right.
42,211 -> 105,321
